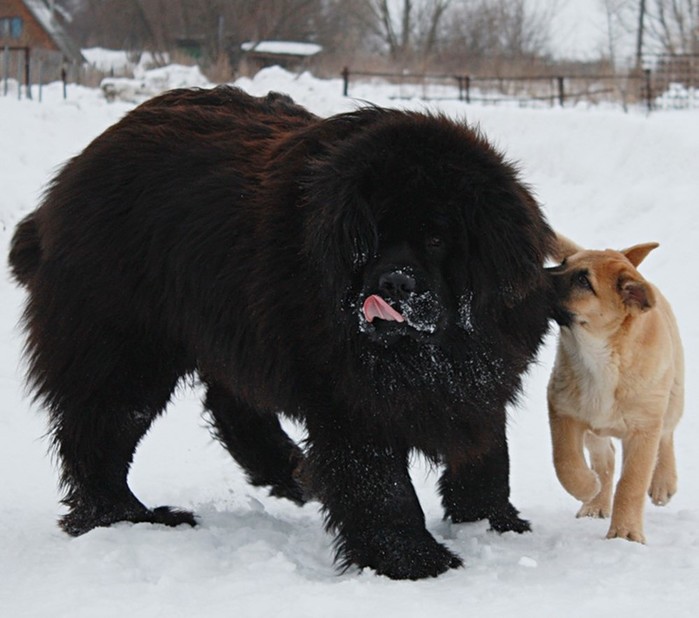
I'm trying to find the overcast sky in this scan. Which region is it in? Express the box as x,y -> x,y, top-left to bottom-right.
534,0 -> 637,62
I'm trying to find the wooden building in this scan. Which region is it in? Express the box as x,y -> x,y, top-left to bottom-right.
0,0 -> 83,64
240,40 -> 322,73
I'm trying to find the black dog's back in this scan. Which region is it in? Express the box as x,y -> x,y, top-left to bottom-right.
9,86 -> 316,536
8,213 -> 41,285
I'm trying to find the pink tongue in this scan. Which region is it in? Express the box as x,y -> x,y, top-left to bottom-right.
362,295 -> 405,323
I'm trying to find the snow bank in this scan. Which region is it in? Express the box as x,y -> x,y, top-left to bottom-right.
1,66 -> 698,618
101,64 -> 210,103
82,47 -> 169,76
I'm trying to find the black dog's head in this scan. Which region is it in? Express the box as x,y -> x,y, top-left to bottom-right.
359,245 -> 448,345
301,108 -> 555,350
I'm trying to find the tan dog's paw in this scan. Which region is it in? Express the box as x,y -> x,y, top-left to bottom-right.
577,501 -> 611,519
648,477 -> 677,506
649,485 -> 675,506
606,525 -> 646,544
569,471 -> 602,503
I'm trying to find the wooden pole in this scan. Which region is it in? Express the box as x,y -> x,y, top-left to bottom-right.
3,46 -> 8,97
557,76 -> 565,107
25,47 -> 32,100
636,0 -> 646,70
342,67 -> 350,97
644,68 -> 652,111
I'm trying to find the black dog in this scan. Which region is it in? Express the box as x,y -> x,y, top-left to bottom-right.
9,86 -> 555,579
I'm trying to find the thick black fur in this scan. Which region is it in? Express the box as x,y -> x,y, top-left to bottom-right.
9,86 -> 555,579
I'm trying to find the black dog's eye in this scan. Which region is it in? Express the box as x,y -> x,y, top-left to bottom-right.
426,235 -> 444,250
574,271 -> 593,291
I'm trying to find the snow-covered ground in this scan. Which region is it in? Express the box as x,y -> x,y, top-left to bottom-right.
1,68 -> 697,617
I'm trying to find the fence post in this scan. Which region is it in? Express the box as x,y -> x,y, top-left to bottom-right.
341,66 -> 349,97
557,76 -> 565,106
644,68 -> 652,111
455,75 -> 470,102
62,66 -> 67,100
38,59 -> 42,103
24,47 -> 32,100
3,46 -> 8,96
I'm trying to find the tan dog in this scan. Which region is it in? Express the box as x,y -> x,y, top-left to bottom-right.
547,236 -> 684,543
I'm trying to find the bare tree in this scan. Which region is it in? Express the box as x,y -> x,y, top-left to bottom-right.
442,0 -> 554,72
358,0 -> 453,66
68,0 -> 157,50
599,0 -> 635,68
419,0 -> 452,62
67,0 -> 326,66
64,0 -> 566,75
636,0 -> 647,67
645,0 -> 699,54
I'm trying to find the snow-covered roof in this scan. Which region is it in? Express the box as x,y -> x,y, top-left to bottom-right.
241,41 -> 322,57
22,0 -> 84,63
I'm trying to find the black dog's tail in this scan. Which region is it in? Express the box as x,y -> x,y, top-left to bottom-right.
9,213 -> 42,286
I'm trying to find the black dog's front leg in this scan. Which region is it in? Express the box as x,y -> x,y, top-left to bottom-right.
307,418 -> 462,580
440,429 -> 531,534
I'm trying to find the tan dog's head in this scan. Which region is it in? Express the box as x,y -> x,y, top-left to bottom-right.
548,238 -> 658,334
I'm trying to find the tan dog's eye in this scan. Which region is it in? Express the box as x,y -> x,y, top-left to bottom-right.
574,271 -> 593,291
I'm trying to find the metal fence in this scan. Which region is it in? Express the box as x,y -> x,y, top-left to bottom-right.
341,59 -> 699,111
649,53 -> 699,109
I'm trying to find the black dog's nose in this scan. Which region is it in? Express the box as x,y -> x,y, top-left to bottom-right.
379,270 -> 416,300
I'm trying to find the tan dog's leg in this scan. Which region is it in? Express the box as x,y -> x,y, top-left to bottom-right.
649,431 -> 677,506
649,385 -> 682,506
607,423 -> 663,543
550,410 -> 601,503
578,433 -> 615,518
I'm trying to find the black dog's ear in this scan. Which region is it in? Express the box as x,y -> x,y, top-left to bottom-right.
300,110 -> 390,282
467,184 -> 555,308
303,166 -> 377,277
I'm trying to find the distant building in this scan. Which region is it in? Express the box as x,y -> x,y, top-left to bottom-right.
240,41 -> 322,72
0,0 -> 84,65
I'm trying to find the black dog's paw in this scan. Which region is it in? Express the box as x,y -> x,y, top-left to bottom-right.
60,504 -> 197,536
448,501 -> 531,534
345,529 -> 463,580
268,478 -> 309,506
148,506 -> 198,528
250,450 -> 315,506
487,503 -> 531,534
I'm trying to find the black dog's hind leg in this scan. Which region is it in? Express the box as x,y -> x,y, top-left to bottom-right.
55,366 -> 195,535
204,383 -> 310,505
440,429 -> 530,533
26,300 -> 195,535
56,391 -> 197,537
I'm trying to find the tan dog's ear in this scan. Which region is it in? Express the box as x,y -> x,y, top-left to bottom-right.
622,242 -> 659,268
618,276 -> 656,312
551,233 -> 583,262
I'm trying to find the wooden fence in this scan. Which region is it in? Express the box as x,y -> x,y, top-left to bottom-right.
1,46 -> 71,101
340,67 -> 657,110
4,46 -> 698,110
